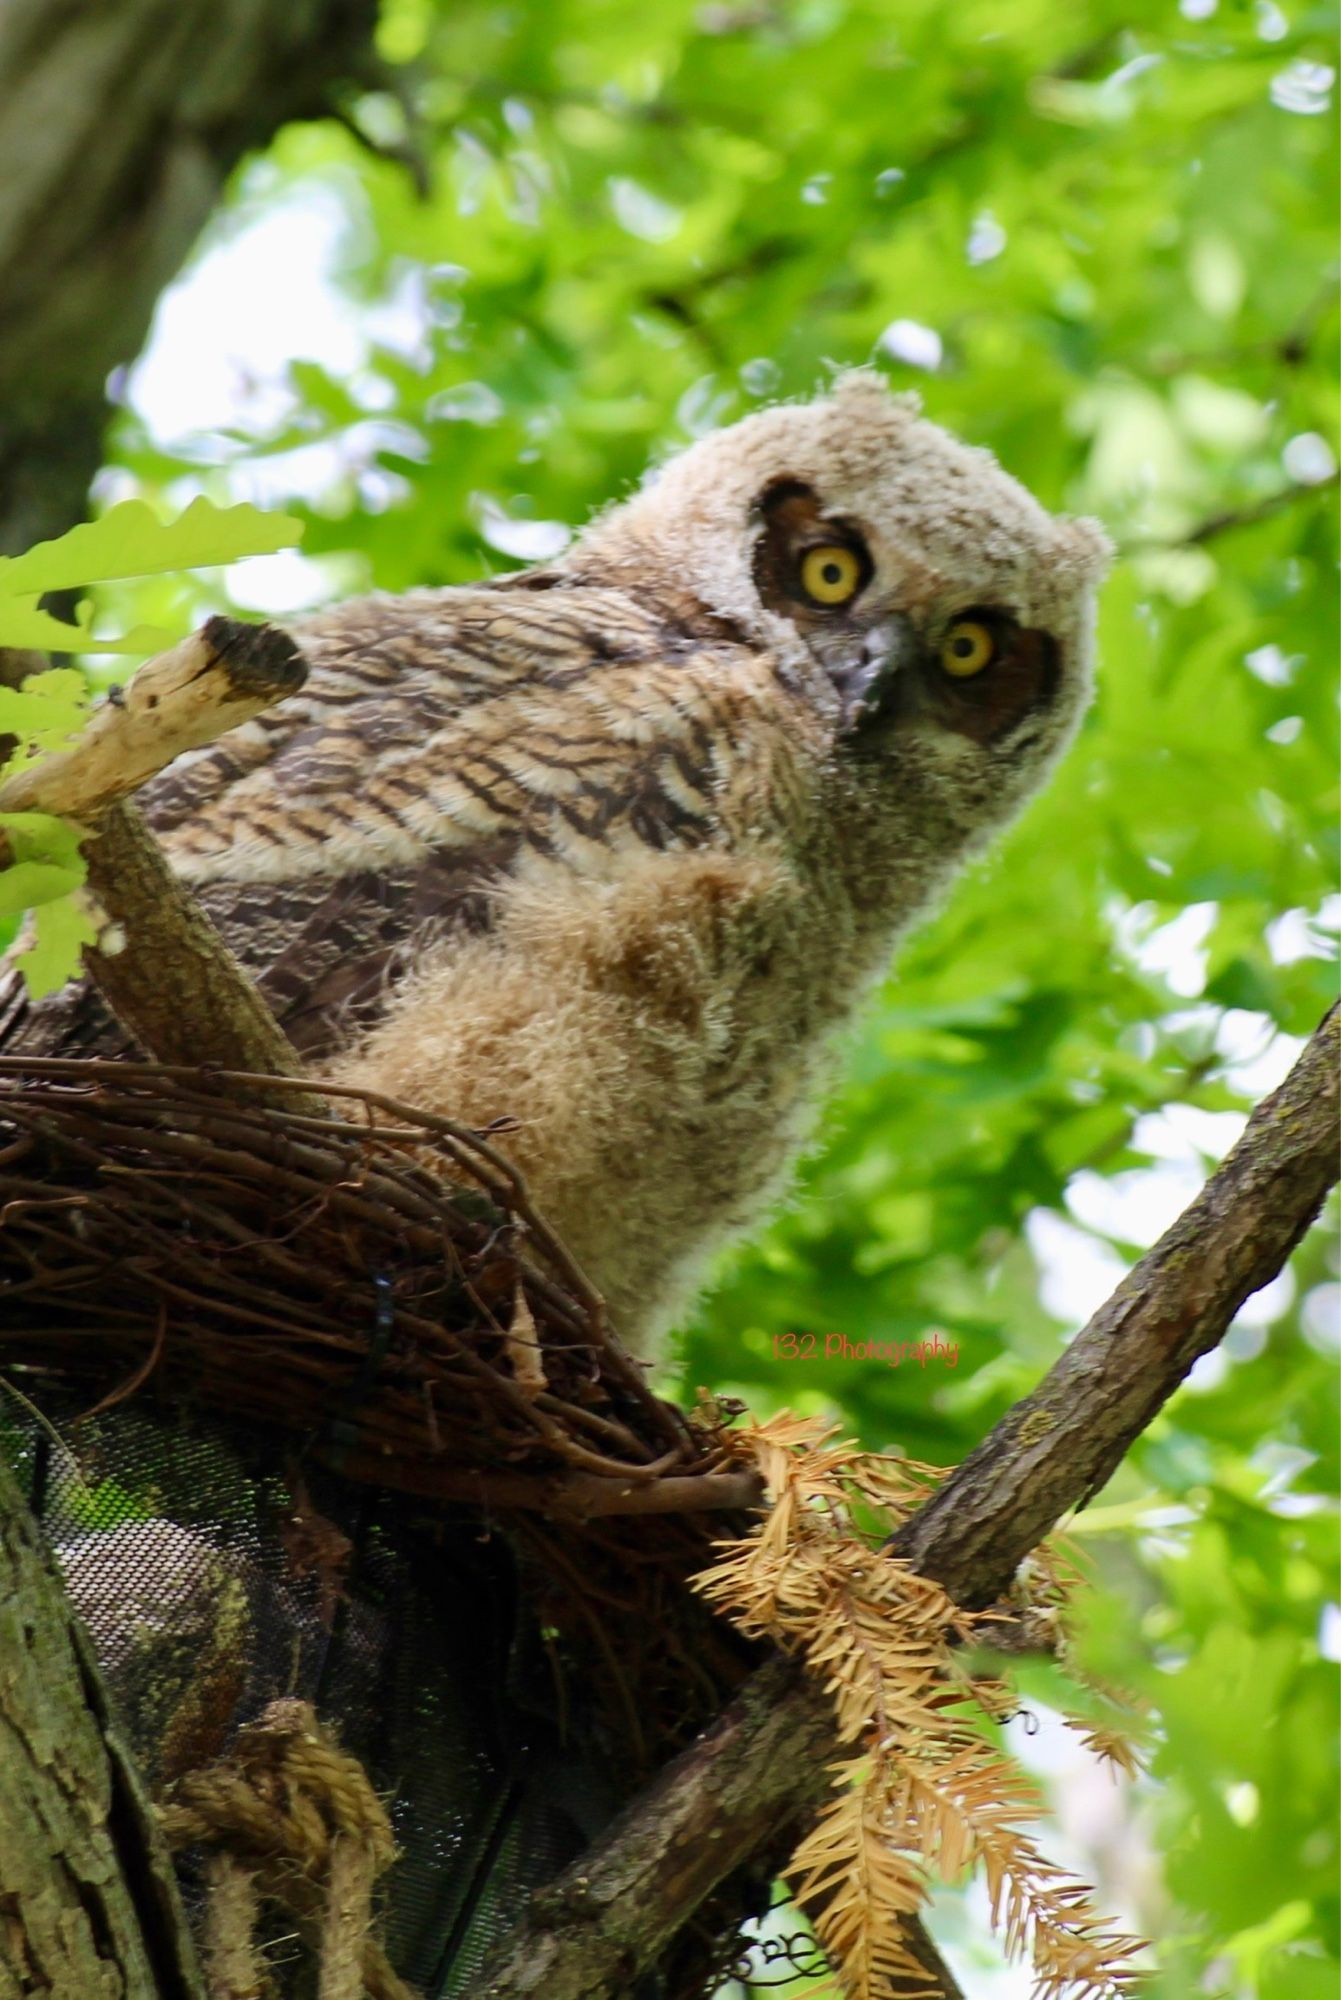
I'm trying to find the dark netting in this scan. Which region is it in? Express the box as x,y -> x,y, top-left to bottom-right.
6,1397 -> 633,1994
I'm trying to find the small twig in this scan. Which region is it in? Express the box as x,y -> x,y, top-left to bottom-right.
312,1459 -> 765,1519
1120,471 -> 1338,554
1137,277 -> 1337,378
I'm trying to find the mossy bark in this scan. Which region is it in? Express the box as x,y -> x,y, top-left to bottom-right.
0,1455 -> 203,2000
0,4 -> 375,1983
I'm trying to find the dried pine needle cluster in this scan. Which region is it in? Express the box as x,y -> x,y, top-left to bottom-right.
694,1412 -> 1148,2000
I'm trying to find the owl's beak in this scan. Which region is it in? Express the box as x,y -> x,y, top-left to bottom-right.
835,612 -> 918,732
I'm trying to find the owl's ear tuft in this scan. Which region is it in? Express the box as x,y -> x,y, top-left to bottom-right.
828,368 -> 922,422
1057,515 -> 1114,585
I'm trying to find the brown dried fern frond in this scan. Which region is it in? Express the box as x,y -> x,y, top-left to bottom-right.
694,1410 -> 1149,2000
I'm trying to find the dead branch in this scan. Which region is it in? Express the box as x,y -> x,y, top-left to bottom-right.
0,614 -> 306,829
0,615 -> 321,1101
471,1003 -> 1340,2000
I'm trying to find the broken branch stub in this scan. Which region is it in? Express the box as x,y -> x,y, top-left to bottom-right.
0,614 -> 307,828
0,616 -> 317,1100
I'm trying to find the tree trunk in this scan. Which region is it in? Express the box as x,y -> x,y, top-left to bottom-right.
0,2 -> 372,1987
0,1453 -> 204,2000
0,0 -> 379,556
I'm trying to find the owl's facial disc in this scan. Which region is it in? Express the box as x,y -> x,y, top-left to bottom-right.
750,478 -> 1061,750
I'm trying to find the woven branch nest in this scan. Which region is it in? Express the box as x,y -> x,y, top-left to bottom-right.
0,1057 -> 758,1522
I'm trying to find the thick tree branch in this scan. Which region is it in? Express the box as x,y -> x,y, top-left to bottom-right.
0,8 -> 388,1989
472,1005 -> 1340,2000
890,1000 -> 1339,1604
473,1660 -> 961,2000
0,1450 -> 205,2000
0,0 -> 380,555
473,1658 -> 837,2000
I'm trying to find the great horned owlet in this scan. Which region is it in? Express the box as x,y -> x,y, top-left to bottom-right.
2,374 -> 1109,1356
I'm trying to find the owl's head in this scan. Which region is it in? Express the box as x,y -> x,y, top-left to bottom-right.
571,373 -> 1110,837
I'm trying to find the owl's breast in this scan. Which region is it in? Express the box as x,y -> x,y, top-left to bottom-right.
325,815 -> 885,1356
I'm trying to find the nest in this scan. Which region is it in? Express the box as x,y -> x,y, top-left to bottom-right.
0,1056 -> 758,1521
0,1056 -> 786,2000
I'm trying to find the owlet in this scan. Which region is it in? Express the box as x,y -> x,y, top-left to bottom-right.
1,373 -> 1110,1356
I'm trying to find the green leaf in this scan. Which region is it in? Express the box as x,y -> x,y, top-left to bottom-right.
0,807 -> 89,929
0,598 -> 179,653
0,672 -> 90,757
0,809 -> 89,869
12,894 -> 96,998
0,860 -> 85,916
0,496 -> 303,601
1206,955 -> 1280,1016
0,601 -> 95,651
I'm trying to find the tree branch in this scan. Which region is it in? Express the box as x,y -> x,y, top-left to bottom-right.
473,1658 -> 838,2000
0,0 -> 381,555
0,615 -> 322,1101
890,1000 -> 1339,1604
78,803 -> 322,1102
1120,471 -> 1339,554
471,1004 -> 1340,1999
0,613 -> 306,829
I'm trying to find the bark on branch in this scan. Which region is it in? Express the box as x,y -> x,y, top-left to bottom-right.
0,615 -> 320,1100
472,1004 -> 1340,2000
0,613 -> 306,829
0,1451 -> 205,2000
890,1000 -> 1339,1604
79,803 -> 320,1102
0,7 -> 385,1983
0,0 -> 380,556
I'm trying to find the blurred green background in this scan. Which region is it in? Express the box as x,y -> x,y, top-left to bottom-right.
23,0 -> 1341,1992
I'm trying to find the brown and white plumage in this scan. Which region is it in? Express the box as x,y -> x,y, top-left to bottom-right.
1,374 -> 1109,1354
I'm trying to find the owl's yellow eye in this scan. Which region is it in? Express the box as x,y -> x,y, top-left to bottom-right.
940,619 -> 996,678
800,544 -> 863,607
